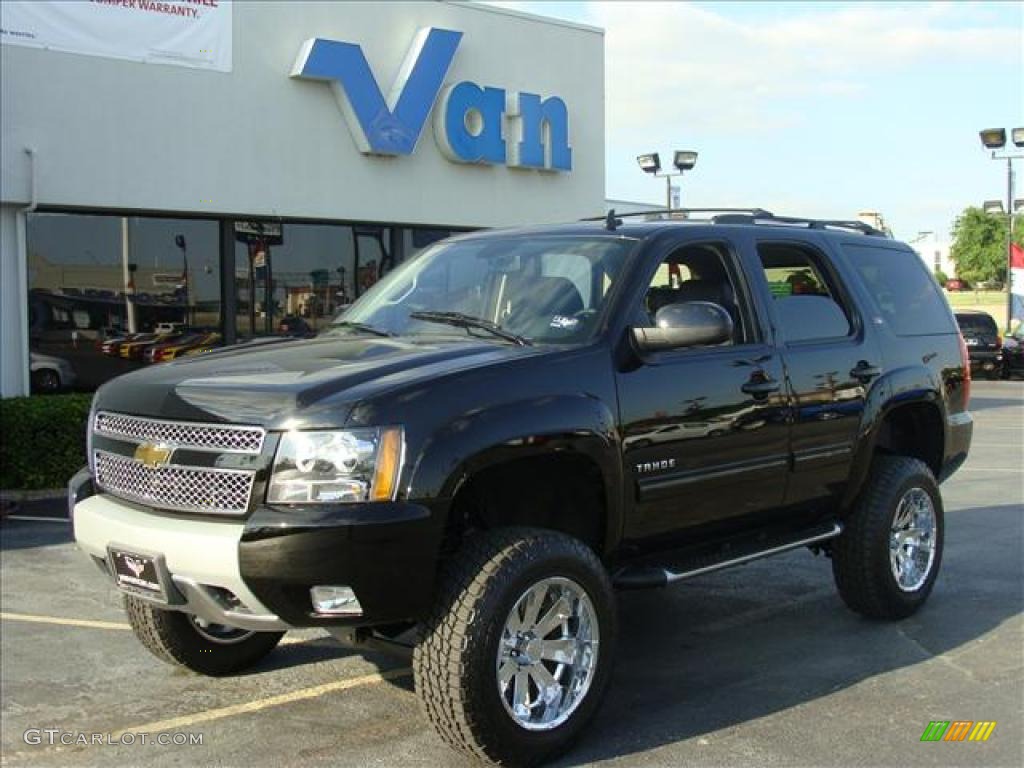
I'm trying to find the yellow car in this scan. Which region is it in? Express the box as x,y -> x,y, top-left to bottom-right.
119,332 -> 179,360
177,333 -> 222,359
144,332 -> 216,363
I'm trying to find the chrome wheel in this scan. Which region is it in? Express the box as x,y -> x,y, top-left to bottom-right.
497,576 -> 599,732
189,616 -> 255,645
889,487 -> 937,592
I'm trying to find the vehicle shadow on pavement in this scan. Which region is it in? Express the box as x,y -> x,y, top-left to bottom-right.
556,502 -> 1023,767
244,641 -> 399,674
0,519 -> 73,551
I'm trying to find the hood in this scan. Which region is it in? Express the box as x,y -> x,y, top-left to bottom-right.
93,334 -> 543,428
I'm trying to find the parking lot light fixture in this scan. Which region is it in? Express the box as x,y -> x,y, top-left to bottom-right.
673,150 -> 698,172
636,153 -> 661,174
637,149 -> 698,211
983,200 -> 1006,215
980,128 -> 1007,149
1013,127 -> 1024,148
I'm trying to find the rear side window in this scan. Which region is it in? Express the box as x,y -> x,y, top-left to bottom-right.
757,242 -> 853,342
842,243 -> 956,336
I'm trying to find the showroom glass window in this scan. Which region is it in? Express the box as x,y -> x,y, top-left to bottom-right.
26,213 -> 220,393
232,223 -> 398,338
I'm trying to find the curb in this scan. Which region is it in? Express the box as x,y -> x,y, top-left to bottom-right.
0,488 -> 65,503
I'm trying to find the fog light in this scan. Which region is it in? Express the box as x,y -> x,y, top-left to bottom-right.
310,586 -> 362,616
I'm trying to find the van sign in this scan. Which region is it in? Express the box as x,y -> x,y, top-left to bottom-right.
290,28 -> 572,172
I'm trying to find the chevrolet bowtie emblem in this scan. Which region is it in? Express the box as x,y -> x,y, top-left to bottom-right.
134,442 -> 172,469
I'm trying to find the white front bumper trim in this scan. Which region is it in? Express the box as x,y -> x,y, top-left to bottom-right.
73,493 -> 290,631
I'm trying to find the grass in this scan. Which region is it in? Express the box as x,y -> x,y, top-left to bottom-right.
943,290 -> 1005,308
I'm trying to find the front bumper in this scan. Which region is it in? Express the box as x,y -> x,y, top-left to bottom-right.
73,493 -> 289,631
71,475 -> 447,630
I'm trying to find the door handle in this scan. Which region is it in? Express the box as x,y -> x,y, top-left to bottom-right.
850,361 -> 882,382
741,378 -> 780,398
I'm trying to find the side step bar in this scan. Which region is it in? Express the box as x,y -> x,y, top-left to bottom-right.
613,522 -> 843,590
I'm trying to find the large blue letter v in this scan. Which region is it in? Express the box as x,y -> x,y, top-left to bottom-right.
292,28 -> 462,156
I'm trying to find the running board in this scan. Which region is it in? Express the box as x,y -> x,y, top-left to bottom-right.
613,521 -> 843,590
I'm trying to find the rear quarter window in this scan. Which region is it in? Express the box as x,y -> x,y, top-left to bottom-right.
841,243 -> 957,336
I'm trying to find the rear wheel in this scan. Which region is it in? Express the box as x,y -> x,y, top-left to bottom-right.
414,528 -> 616,767
832,455 -> 943,619
124,596 -> 283,676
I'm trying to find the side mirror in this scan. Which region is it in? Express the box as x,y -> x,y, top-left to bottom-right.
631,301 -> 733,353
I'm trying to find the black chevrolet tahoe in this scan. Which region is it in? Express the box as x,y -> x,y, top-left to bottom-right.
71,210 -> 973,766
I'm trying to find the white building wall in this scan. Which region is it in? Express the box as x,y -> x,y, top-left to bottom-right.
0,2 -> 604,226
912,234 -> 955,278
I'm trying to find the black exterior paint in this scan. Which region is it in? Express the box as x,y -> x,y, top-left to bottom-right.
86,220 -> 973,628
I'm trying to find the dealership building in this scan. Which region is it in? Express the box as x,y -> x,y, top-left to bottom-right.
0,1 -> 604,397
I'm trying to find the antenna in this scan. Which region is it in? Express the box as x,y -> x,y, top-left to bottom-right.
605,209 -> 623,231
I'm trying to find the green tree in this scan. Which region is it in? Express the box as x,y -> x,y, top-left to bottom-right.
950,207 -> 1024,284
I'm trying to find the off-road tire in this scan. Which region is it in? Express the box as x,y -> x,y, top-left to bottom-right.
414,528 -> 616,767
832,455 -> 944,619
124,596 -> 284,676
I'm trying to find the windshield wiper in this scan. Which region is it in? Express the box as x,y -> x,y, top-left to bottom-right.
409,311 -> 532,346
331,320 -> 394,337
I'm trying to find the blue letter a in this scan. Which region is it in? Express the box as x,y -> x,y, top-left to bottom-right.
291,28 -> 462,156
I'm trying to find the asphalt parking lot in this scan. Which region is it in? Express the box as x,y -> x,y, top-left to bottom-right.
1,381 -> 1021,768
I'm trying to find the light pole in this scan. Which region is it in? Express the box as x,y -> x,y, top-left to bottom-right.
637,150 -> 698,211
978,127 -> 1024,332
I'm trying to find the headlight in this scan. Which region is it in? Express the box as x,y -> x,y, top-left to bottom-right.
267,427 -> 404,504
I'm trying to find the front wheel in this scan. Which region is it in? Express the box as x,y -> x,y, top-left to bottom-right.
832,455 -> 944,619
124,596 -> 284,676
414,528 -> 616,767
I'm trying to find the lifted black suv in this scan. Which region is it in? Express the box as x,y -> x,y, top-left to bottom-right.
71,209 -> 972,766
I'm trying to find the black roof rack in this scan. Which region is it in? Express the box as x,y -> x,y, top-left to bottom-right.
582,207 -> 773,222
582,208 -> 888,237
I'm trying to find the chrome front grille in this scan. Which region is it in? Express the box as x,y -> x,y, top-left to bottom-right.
93,450 -> 255,516
93,411 -> 265,454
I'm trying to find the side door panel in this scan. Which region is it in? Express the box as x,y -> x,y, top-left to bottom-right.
619,344 -> 789,546
753,235 -> 883,507
615,233 -> 789,549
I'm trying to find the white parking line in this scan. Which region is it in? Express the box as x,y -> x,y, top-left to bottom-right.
0,612 -> 129,631
108,667 -> 413,740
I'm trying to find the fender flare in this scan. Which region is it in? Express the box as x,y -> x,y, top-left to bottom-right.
840,364 -> 946,510
406,394 -> 623,554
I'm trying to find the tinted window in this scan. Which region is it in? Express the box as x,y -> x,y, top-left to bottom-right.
842,243 -> 956,336
955,313 -> 997,335
757,242 -> 852,342
641,242 -> 752,345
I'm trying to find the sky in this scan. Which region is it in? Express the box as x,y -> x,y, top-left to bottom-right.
486,1 -> 1023,243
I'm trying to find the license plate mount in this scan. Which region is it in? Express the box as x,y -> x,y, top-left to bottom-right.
107,546 -> 171,605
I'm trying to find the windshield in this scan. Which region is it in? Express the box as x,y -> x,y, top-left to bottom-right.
328,235 -> 636,344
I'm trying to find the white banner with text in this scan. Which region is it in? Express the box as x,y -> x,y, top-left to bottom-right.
0,0 -> 231,72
